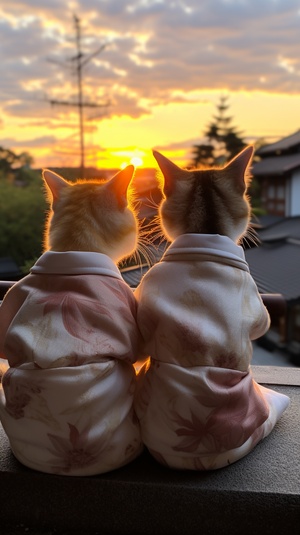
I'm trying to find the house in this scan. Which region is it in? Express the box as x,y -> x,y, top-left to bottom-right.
252,130 -> 300,217
249,131 -> 300,362
245,216 -> 300,364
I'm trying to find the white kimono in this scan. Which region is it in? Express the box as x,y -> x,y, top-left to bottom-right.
0,251 -> 143,475
134,234 -> 290,470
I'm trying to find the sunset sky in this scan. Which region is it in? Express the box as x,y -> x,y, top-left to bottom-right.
1,0 -> 300,170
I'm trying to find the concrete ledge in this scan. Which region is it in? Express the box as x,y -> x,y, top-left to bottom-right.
1,366 -> 300,535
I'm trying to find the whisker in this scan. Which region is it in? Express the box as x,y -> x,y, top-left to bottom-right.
243,224 -> 260,248
142,192 -> 161,211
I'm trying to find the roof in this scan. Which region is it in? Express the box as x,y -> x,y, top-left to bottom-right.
257,130 -> 300,155
245,239 -> 300,301
252,153 -> 300,176
121,241 -> 167,287
121,264 -> 149,287
254,214 -> 284,229
257,216 -> 300,242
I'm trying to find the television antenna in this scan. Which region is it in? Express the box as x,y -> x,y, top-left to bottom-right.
47,15 -> 110,177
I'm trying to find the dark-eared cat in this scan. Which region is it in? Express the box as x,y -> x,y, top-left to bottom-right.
134,147 -> 290,471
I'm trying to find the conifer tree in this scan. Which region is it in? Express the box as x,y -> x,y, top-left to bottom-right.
191,95 -> 246,167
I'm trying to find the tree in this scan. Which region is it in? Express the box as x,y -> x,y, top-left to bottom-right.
191,95 -> 246,168
0,171 -> 46,270
0,146 -> 35,185
0,147 -> 46,271
190,143 -> 214,168
0,147 -> 19,174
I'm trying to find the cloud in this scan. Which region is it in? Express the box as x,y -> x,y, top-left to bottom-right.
1,135 -> 57,149
1,0 -> 300,165
1,1 -> 300,101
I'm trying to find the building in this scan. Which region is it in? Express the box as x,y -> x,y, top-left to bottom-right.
252,130 -> 300,217
245,217 -> 300,364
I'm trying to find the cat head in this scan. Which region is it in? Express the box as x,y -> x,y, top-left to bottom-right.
42,165 -> 138,264
153,146 -> 254,244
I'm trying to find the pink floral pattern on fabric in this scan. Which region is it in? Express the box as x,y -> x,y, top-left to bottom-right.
101,279 -> 139,332
172,410 -> 207,453
2,368 -> 42,419
5,391 -> 31,420
38,292 -> 114,343
0,253 -> 143,475
134,234 -> 290,470
172,371 -> 269,454
175,323 -> 208,354
134,361 -> 290,469
47,423 -> 103,474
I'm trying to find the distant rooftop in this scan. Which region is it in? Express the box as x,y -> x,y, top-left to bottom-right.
121,242 -> 167,287
257,216 -> 300,242
121,264 -> 149,287
246,239 -> 300,301
257,129 -> 300,155
254,214 -> 284,229
246,217 -> 300,301
252,153 -> 300,176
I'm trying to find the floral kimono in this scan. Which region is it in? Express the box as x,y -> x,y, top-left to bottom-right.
0,251 -> 143,475
134,234 -> 290,470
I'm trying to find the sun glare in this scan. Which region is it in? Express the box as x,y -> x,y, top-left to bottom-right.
119,153 -> 144,169
130,156 -> 143,167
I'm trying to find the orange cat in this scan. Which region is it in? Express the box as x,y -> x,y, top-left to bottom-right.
43,165 -> 138,262
0,166 -> 143,476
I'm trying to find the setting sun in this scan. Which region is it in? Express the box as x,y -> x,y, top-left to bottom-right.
1,1 -> 300,172
130,156 -> 143,167
118,150 -> 147,169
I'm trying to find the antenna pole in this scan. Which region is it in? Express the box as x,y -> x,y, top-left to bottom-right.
47,15 -> 109,178
74,15 -> 85,177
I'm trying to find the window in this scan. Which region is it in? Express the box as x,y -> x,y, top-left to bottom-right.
263,178 -> 286,216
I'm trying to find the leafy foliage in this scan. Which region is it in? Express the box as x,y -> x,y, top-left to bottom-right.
0,168 -> 46,272
0,146 -> 34,177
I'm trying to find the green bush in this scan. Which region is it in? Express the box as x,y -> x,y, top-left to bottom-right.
0,170 -> 47,272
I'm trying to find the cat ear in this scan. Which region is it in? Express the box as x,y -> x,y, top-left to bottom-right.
107,164 -> 135,208
42,169 -> 69,205
153,150 -> 189,196
224,145 -> 254,192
